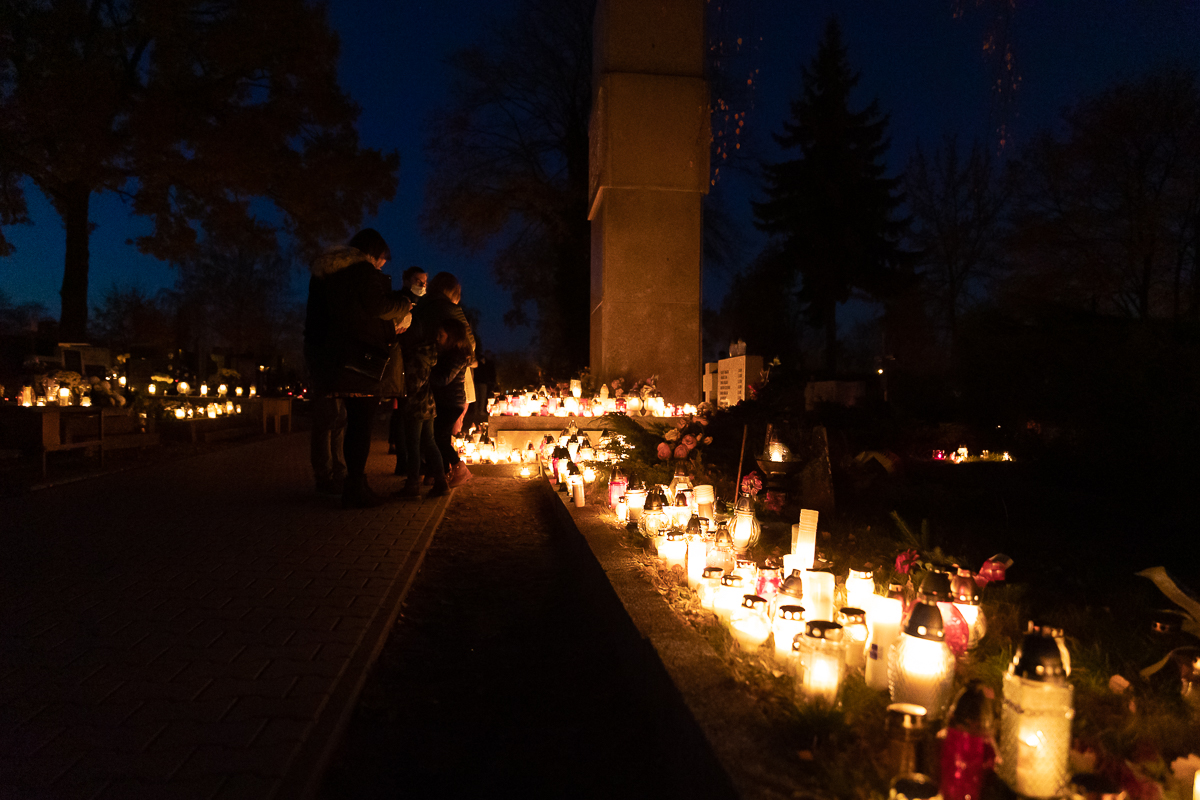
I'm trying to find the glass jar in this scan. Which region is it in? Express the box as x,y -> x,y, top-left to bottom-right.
730,595 -> 771,651
838,607 -> 869,670
772,604 -> 806,665
799,620 -> 845,707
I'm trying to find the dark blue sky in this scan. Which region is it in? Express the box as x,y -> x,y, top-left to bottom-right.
2,0 -> 1198,352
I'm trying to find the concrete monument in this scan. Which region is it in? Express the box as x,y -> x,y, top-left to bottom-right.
588,0 -> 709,403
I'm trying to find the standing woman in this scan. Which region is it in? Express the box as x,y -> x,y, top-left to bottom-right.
417,272 -> 475,488
308,229 -> 411,508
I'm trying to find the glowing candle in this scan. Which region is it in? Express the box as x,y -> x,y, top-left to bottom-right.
693,484 -> 715,518
805,569 -> 836,622
698,566 -> 724,610
713,574 -> 746,623
200,384 -> 208,396
888,601 -> 956,719
772,605 -> 806,665
730,595 -> 771,651
660,529 -> 687,571
615,496 -> 628,523
838,607 -> 869,669
625,485 -> 647,522
793,508 -> 819,569
730,494 -> 760,551
999,624 -> 1073,799
845,568 -> 876,621
865,583 -> 905,691
685,527 -> 707,589
799,621 -> 845,707
148,384 -> 156,395
174,408 -> 186,419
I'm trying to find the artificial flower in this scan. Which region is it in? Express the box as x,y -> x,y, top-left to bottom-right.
895,549 -> 921,575
656,442 -> 672,460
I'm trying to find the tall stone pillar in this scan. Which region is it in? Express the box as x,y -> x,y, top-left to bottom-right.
589,0 -> 709,404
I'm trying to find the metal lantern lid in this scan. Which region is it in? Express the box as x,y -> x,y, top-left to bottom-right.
627,478 -> 646,492
741,594 -> 768,610
702,566 -> 724,579
566,460 -> 581,476
805,620 -> 844,642
611,466 -> 627,483
552,445 -> 571,459
777,605 -> 805,621
890,774 -> 940,800
885,702 -> 928,734
665,528 -> 686,542
902,601 -> 946,641
686,515 -> 703,536
950,568 -> 981,605
780,570 -> 805,598
1009,624 -> 1068,683
734,494 -> 755,513
887,582 -> 905,600
713,522 -> 734,548
848,567 -> 873,581
674,491 -> 689,507
721,573 -> 744,588
839,607 -> 867,625
644,490 -> 664,512
918,570 -> 953,602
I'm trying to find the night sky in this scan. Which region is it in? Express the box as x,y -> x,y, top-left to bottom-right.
2,0 -> 1198,353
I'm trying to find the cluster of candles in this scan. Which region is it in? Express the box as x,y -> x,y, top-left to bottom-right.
170,401 -> 243,419
487,380 -> 698,418
452,420 -> 632,488
166,382 -> 253,399
18,375 -> 130,407
933,447 -> 1012,463
597,472 -> 1077,799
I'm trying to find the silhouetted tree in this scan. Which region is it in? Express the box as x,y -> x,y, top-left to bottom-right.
0,289 -> 46,334
169,244 -> 297,357
422,0 -> 594,376
753,17 -> 909,374
905,135 -> 1008,351
91,285 -> 172,350
1008,67 -> 1200,319
0,0 -> 398,341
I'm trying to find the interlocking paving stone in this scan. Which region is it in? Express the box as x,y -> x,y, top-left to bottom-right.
0,433 -> 449,798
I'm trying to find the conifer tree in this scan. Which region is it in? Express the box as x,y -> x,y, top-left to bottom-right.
753,17 -> 908,373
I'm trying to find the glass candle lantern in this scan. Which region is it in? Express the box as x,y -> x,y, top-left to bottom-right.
920,569 -> 971,658
951,568 -> 987,650
217,383 -> 227,397
625,482 -> 648,522
713,573 -> 747,623
799,620 -> 846,707
709,522 -> 736,574
730,493 -> 761,551
248,385 -> 255,397
671,491 -> 692,528
235,385 -> 243,397
638,490 -> 669,539
756,565 -> 782,606
805,569 -> 836,622
693,484 -> 715,519
866,583 -> 907,691
58,386 -> 71,405
660,529 -> 688,571
845,568 -> 877,621
607,467 -> 628,508
685,522 -> 707,589
199,383 -> 208,396
615,496 -> 628,523
698,566 -> 724,610
667,468 -> 693,506
772,605 -> 806,664
730,595 -> 771,651
889,600 -> 957,719
839,607 -> 870,670
998,624 -> 1074,799
775,569 -> 805,617
732,558 -> 758,586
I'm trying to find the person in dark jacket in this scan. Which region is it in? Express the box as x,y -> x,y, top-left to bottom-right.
305,229 -> 411,508
416,271 -> 475,488
387,265 -> 426,463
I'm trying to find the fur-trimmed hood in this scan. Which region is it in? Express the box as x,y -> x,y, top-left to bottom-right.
310,245 -> 369,278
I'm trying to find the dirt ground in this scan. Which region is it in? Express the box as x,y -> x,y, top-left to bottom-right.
319,477 -> 705,799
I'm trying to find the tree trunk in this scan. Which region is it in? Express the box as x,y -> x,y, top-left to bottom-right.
824,300 -> 838,375
59,188 -> 92,342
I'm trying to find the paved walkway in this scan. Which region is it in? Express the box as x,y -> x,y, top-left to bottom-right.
0,433 -> 449,800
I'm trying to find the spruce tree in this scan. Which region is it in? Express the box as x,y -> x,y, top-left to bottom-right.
753,16 -> 908,374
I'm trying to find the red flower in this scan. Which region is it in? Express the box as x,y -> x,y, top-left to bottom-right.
895,549 -> 921,575
740,472 -> 762,497
656,442 -> 672,460
673,444 -> 689,460
681,434 -> 697,451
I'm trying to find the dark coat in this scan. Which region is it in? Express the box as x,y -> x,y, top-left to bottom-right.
414,295 -> 474,409
400,319 -> 438,421
304,246 -> 411,396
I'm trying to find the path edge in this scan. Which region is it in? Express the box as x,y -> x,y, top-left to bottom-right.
274,491 -> 455,800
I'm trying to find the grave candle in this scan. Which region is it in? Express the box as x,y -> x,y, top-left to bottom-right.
805,569 -> 836,622
772,605 -> 806,664
865,583 -> 906,691
800,621 -> 845,707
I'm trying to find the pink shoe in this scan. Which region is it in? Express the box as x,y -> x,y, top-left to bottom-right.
447,463 -> 472,488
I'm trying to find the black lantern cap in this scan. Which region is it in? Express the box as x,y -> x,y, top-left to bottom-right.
780,570 -> 805,599
951,569 -> 981,605
777,605 -> 804,621
805,620 -> 843,642
720,574 -> 744,587
1010,624 -> 1068,683
741,594 -> 768,609
919,570 -> 953,602
839,607 -> 866,625
702,566 -> 724,579
902,601 -> 946,641
644,490 -> 664,512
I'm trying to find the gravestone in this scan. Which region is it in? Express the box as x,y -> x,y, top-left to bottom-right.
588,0 -> 709,403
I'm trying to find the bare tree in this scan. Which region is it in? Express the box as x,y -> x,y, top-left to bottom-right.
905,135 -> 1008,350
